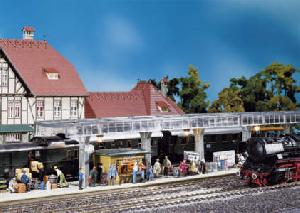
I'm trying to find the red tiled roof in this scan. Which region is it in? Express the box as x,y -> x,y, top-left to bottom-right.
0,39 -> 87,96
132,82 -> 184,115
86,91 -> 147,118
85,82 -> 184,118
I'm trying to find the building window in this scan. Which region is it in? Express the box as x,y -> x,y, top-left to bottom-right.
36,100 -> 44,119
0,63 -> 8,87
46,72 -> 59,80
8,101 -> 21,118
70,100 -> 78,117
5,133 -> 21,142
54,100 -> 61,118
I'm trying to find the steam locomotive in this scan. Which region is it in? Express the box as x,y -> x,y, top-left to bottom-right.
239,135 -> 300,186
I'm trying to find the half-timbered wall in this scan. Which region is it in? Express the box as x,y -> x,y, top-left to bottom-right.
0,53 -> 85,142
34,97 -> 85,121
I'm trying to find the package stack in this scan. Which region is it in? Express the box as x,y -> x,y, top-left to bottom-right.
213,150 -> 235,170
15,168 -> 32,182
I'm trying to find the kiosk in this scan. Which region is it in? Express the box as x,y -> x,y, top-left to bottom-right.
93,149 -> 149,184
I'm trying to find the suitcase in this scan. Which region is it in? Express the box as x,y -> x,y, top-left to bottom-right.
17,183 -> 26,193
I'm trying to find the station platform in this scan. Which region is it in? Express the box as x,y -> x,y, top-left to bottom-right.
0,168 -> 239,203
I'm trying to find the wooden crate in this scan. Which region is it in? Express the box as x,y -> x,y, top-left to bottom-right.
51,183 -> 58,189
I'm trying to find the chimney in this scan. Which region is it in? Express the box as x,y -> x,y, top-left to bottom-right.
160,76 -> 169,97
22,26 -> 35,40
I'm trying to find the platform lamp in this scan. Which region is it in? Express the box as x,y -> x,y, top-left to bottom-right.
253,126 -> 261,132
183,129 -> 190,137
95,134 -> 104,143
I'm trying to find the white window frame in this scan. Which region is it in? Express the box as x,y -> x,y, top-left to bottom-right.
14,101 -> 21,118
70,100 -> 78,117
5,133 -> 22,142
0,62 -> 8,87
36,100 -> 45,119
53,100 -> 62,118
8,101 -> 14,118
8,101 -> 21,118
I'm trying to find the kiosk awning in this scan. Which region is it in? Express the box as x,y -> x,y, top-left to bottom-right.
0,124 -> 34,133
94,148 -> 150,157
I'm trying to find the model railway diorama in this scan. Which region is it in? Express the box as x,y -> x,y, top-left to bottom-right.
1,131 -> 300,188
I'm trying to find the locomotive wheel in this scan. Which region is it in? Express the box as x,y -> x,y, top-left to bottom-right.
269,172 -> 285,185
247,177 -> 257,187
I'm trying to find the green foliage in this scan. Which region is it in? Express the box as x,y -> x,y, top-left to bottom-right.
267,96 -> 296,111
151,62 -> 298,114
213,62 -> 299,112
152,65 -> 209,113
166,78 -> 180,101
261,63 -> 297,100
178,65 -> 209,113
208,88 -> 244,112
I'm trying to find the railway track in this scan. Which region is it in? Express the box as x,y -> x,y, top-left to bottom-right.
92,181 -> 299,213
0,176 -> 299,213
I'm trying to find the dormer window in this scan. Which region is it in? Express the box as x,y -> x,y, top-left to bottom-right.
46,72 -> 59,80
156,101 -> 170,112
43,68 -> 60,80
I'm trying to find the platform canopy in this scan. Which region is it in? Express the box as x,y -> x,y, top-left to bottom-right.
34,111 -> 300,138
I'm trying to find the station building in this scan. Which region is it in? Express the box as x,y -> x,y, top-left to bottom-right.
0,27 -> 87,143
85,80 -> 242,163
85,80 -> 184,162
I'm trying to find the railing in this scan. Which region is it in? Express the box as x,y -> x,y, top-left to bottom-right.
35,111 -> 300,137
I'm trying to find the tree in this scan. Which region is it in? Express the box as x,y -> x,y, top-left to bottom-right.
261,63 -> 299,104
224,63 -> 299,112
208,88 -> 244,112
267,96 -> 296,111
166,77 -> 180,101
178,65 -> 209,113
